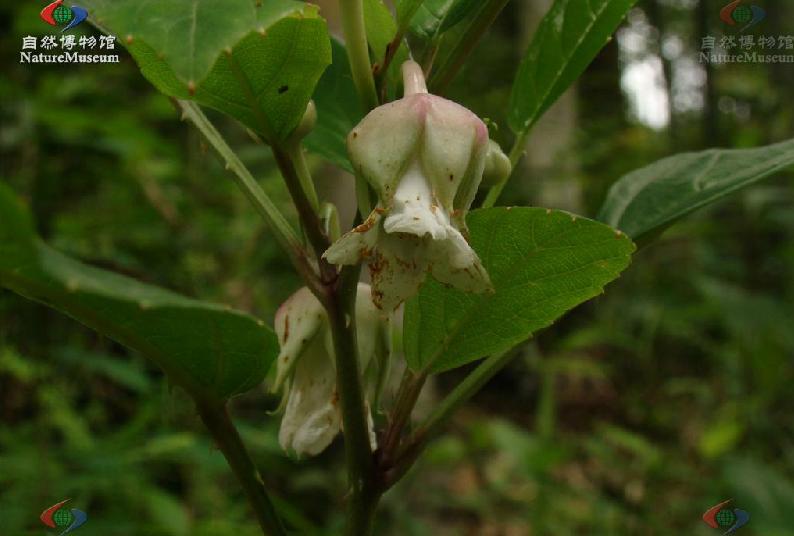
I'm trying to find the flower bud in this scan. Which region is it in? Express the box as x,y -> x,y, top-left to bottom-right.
273,284 -> 385,457
324,61 -> 493,310
286,100 -> 317,146
480,139 -> 512,187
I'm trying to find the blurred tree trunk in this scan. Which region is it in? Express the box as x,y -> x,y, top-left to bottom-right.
519,0 -> 582,212
646,0 -> 678,147
697,0 -> 719,147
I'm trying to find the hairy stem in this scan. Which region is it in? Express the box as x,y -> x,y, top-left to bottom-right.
326,266 -> 380,536
196,401 -> 287,536
340,0 -> 379,112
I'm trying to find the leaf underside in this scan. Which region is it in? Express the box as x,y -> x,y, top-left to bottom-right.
0,184 -> 277,401
597,137 -> 794,241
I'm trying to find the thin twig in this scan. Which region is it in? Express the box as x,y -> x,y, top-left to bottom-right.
196,400 -> 287,536
174,100 -> 317,287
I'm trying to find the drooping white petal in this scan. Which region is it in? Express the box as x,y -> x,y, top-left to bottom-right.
383,159 -> 449,240
278,328 -> 340,457
323,210 -> 382,266
276,284 -> 386,457
429,226 -> 492,293
273,287 -> 326,392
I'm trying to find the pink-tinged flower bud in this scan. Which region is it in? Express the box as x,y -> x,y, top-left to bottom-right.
273,284 -> 385,457
324,61 -> 493,310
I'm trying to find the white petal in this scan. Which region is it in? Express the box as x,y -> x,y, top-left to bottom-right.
354,283 -> 384,367
422,96 -> 489,211
279,329 -> 341,457
273,287 -> 326,392
323,210 -> 382,266
383,159 -> 449,240
429,226 -> 493,294
367,230 -> 430,311
347,96 -> 427,203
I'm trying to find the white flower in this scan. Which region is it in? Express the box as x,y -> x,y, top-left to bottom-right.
273,284 -> 385,457
324,61 -> 492,311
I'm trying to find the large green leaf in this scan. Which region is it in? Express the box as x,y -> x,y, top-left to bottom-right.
404,208 -> 634,373
304,40 -> 363,173
409,0 -> 480,39
508,0 -> 636,134
83,0 -> 331,142
0,184 -> 277,402
597,138 -> 794,241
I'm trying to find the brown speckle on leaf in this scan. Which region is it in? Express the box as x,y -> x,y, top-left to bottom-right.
125,34 -> 134,45
187,80 -> 196,95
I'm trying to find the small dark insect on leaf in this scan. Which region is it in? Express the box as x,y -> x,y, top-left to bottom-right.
278,85 -> 289,94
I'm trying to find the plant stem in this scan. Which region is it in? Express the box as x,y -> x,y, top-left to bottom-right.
379,368 -> 426,471
286,143 -> 320,213
482,130 -> 528,208
272,146 -> 335,286
174,100 -> 317,285
326,266 -> 379,535
428,0 -> 510,94
196,400 -> 287,536
384,350 -> 515,489
340,0 -> 380,112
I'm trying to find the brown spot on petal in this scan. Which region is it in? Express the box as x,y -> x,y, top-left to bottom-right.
283,315 -> 290,343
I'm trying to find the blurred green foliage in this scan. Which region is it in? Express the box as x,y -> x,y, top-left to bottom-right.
1,1 -> 792,535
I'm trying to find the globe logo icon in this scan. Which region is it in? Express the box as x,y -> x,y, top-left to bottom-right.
715,508 -> 737,528
52,5 -> 74,25
39,1 -> 89,32
53,507 -> 75,527
40,499 -> 88,535
719,0 -> 767,31
732,5 -> 753,23
703,499 -> 750,534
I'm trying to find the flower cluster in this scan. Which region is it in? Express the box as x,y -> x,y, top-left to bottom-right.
324,61 -> 493,310
273,284 -> 387,457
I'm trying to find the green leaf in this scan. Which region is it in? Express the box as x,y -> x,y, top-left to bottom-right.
364,0 -> 399,60
508,0 -> 636,134
83,0 -> 331,142
409,0 -> 480,39
304,40 -> 363,173
397,0 -> 425,29
597,138 -> 794,241
0,184 -> 277,402
404,208 -> 634,373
